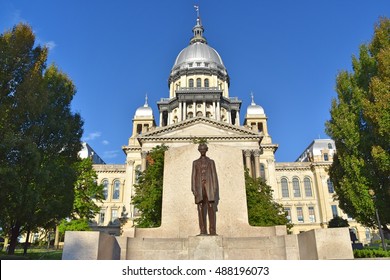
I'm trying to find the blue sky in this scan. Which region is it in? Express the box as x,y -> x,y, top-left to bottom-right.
1,0 -> 389,164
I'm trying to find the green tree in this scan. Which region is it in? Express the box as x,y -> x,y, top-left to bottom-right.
328,216 -> 350,228
325,17 -> 390,233
0,24 -> 83,254
132,145 -> 168,228
71,157 -> 104,220
245,170 -> 292,231
56,157 -> 104,240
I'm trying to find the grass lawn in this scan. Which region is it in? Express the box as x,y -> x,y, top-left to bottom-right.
0,249 -> 62,260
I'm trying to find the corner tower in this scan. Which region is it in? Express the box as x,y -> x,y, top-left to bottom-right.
157,12 -> 242,126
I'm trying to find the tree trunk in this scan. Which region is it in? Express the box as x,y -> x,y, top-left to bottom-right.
23,229 -> 31,255
8,222 -> 21,255
54,225 -> 60,249
2,237 -> 9,252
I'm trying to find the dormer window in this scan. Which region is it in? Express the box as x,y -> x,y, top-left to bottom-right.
196,62 -> 201,66
324,153 -> 329,161
328,143 -> 333,149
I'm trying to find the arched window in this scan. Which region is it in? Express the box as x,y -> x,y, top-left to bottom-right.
292,177 -> 301,197
281,178 -> 289,198
204,78 -> 209,88
196,111 -> 203,117
196,78 -> 201,88
327,179 -> 334,193
187,112 -> 193,118
260,164 -> 266,180
112,180 -> 120,200
189,79 -> 194,88
304,177 -> 313,197
102,179 -> 109,200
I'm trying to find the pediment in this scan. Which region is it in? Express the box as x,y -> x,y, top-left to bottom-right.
137,117 -> 261,142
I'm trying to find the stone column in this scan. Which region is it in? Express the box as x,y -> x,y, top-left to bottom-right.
123,159 -> 135,232
159,111 -> 162,127
236,110 -> 240,126
141,151 -> 148,171
193,101 -> 196,116
244,150 -> 252,176
183,101 -> 187,120
253,149 -> 261,178
203,101 -> 206,117
216,102 -> 221,121
213,101 -> 216,120
179,101 -> 182,122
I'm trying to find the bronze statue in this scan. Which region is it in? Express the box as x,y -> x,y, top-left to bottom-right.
191,143 -> 219,235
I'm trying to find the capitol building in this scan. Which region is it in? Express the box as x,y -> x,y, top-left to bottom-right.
88,14 -> 368,243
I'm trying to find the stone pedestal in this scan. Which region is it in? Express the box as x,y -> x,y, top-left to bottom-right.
188,236 -> 224,260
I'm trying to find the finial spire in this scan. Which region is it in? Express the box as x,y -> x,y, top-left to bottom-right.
190,4 -> 207,44
144,93 -> 148,107
250,91 -> 255,105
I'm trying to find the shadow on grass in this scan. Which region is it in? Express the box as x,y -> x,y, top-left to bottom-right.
0,249 -> 62,260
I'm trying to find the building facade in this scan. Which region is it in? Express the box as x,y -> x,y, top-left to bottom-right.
91,15 -> 369,242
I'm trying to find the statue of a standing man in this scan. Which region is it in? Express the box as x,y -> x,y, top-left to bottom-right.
191,143 -> 219,235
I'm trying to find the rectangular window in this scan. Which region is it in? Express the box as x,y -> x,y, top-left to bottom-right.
99,209 -> 105,225
327,179 -> 334,193
284,207 -> 291,222
111,209 -> 118,223
297,207 -> 304,223
331,205 -> 338,218
308,206 -> 316,223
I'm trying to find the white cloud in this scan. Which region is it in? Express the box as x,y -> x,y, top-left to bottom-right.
83,131 -> 101,141
102,140 -> 109,145
45,41 -> 57,50
103,150 -> 119,159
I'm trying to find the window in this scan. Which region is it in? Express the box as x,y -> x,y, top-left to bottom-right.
113,180 -> 120,200
187,112 -> 193,118
196,78 -> 201,88
331,205 -> 338,218
189,79 -> 194,88
204,78 -> 209,88
365,228 -> 371,241
102,180 -> 109,200
281,178 -> 289,198
324,153 -> 329,161
308,206 -> 316,223
99,209 -> 106,225
328,143 -> 333,149
111,209 -> 118,223
304,177 -> 313,197
205,63 -> 209,67
260,164 -> 266,181
292,178 -> 301,197
284,207 -> 291,222
297,207 -> 304,223
196,62 -> 201,67
327,179 -> 334,193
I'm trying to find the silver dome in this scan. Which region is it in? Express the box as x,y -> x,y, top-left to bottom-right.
135,96 -> 153,118
247,104 -> 265,115
247,94 -> 265,115
172,42 -> 225,71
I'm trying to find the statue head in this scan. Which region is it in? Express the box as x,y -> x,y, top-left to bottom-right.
198,143 -> 208,156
